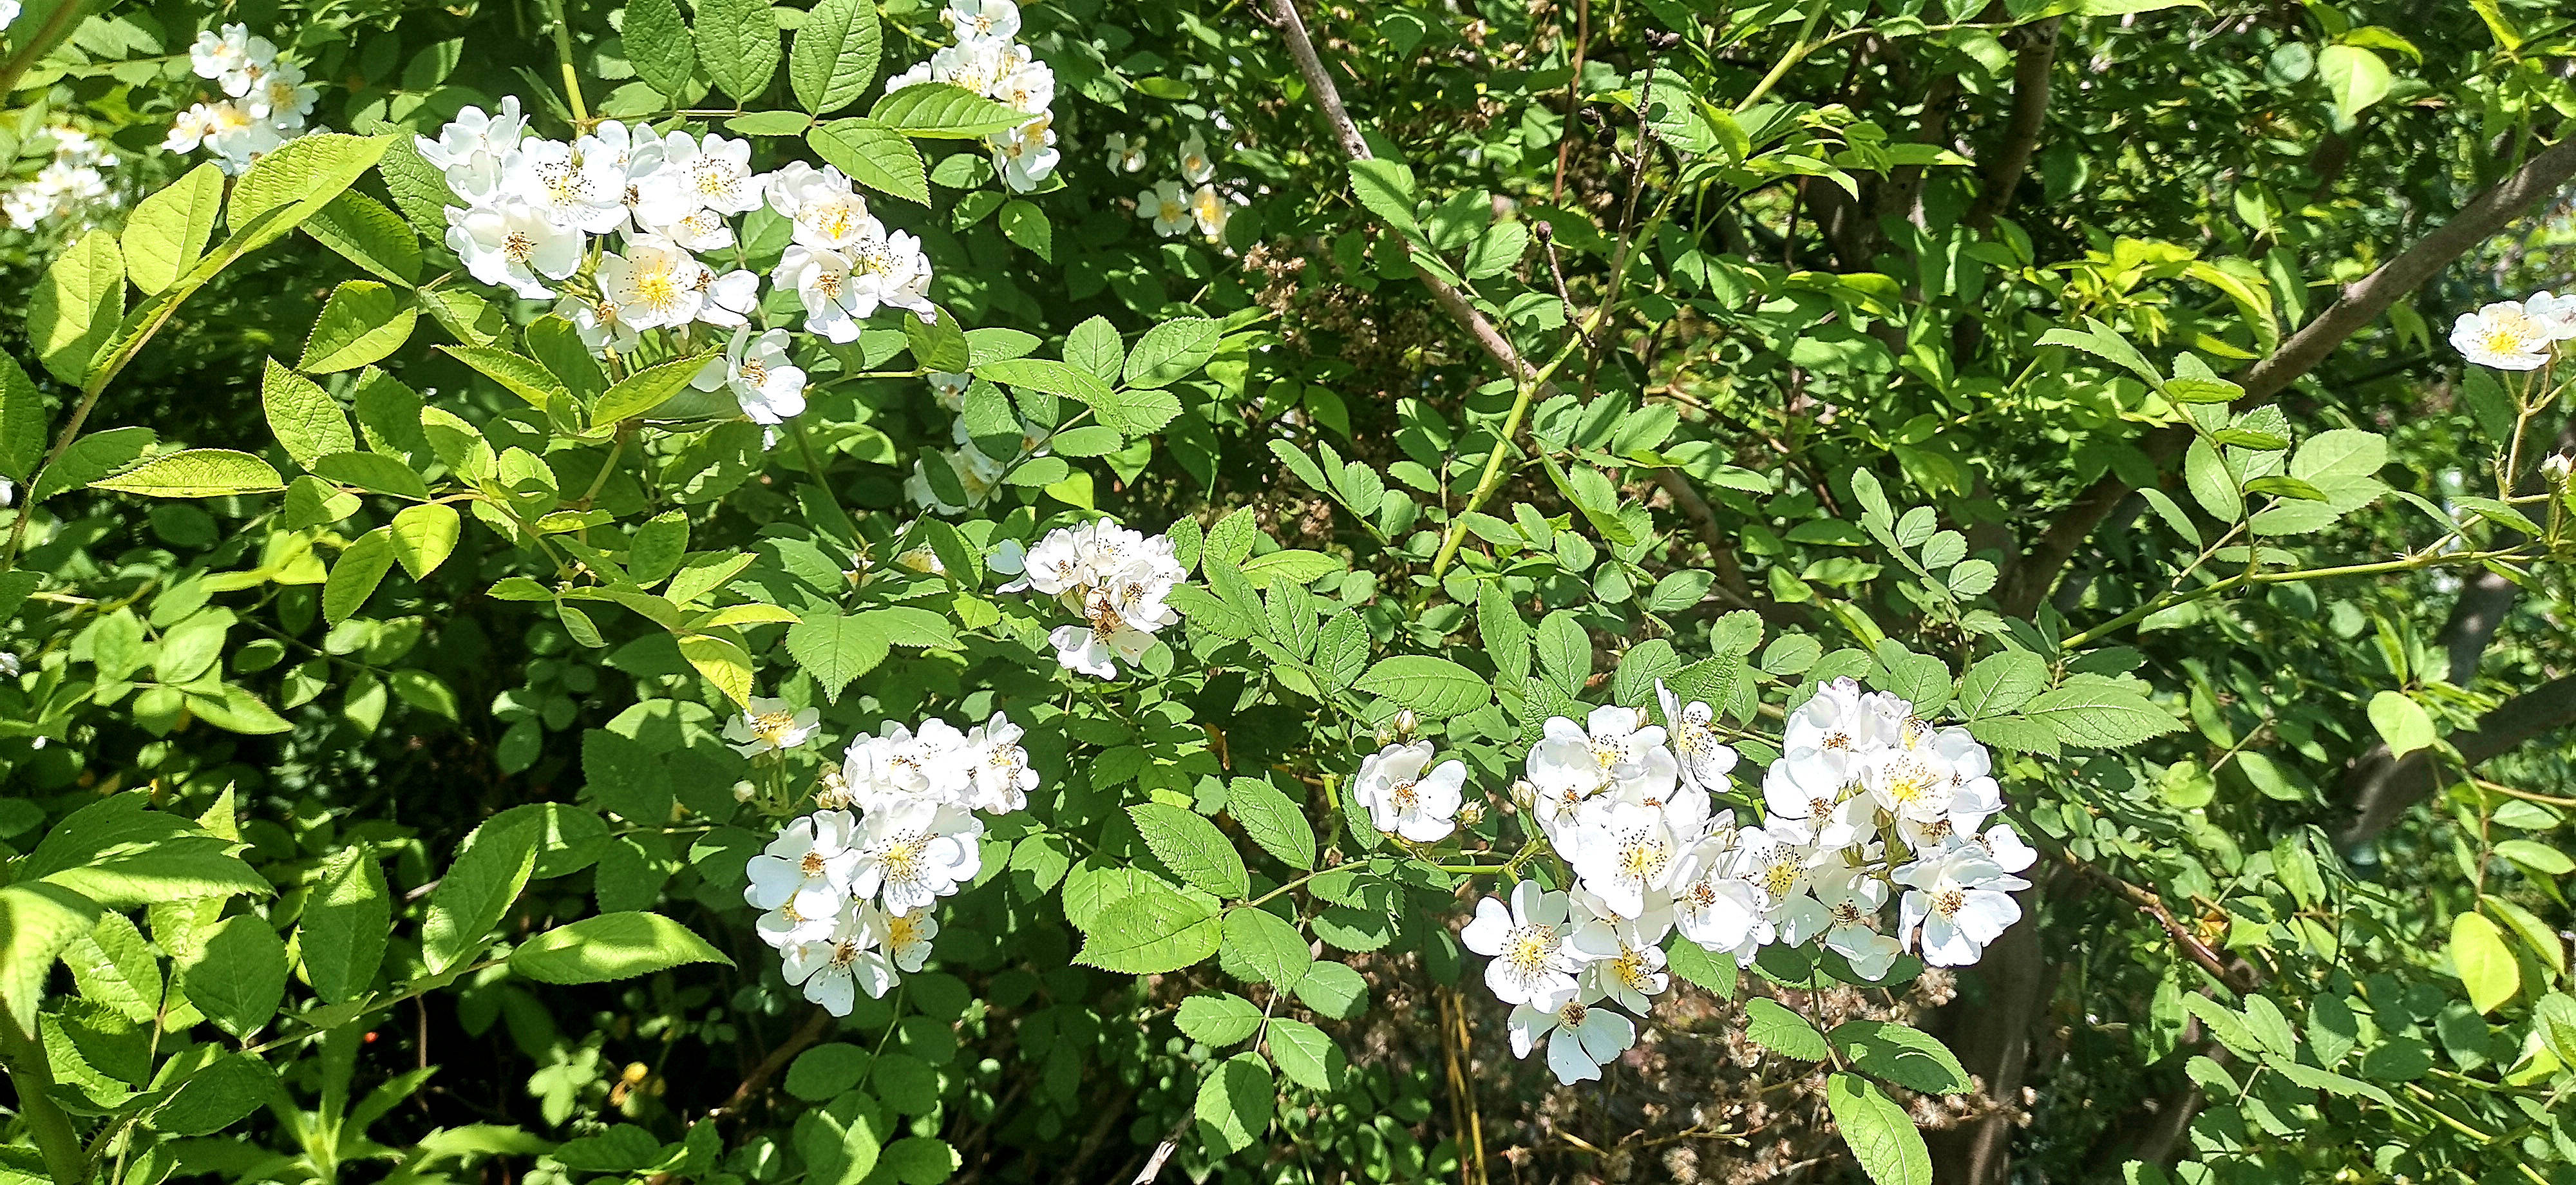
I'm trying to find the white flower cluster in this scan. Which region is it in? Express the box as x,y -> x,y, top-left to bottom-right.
2450,292 -> 2576,371
3,126 -> 118,231
415,101 -> 936,428
742,707 -> 1038,1014
1132,129 -> 1238,244
166,24 -> 321,175
993,520 -> 1184,679
1463,678 -> 2036,1085
884,0 -> 1059,192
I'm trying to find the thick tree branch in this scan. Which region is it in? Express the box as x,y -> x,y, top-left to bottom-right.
2338,674 -> 2576,848
1962,18 -> 2061,233
1998,131 -> 2576,618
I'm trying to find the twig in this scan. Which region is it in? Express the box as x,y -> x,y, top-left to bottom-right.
712,1006 -> 835,1117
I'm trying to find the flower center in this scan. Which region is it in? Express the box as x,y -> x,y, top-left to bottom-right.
1617,832 -> 1670,882
691,160 -> 739,200
1933,887 -> 1967,918
1830,900 -> 1866,926
829,938 -> 864,967
887,913 -> 922,947
876,831 -> 929,886
632,267 -> 683,312
753,709 -> 798,743
1388,779 -> 1419,811
799,850 -> 828,877
1502,923 -> 1556,972
1612,947 -> 1653,989
739,357 -> 769,387
1557,999 -> 1588,1027
1759,854 -> 1801,900
502,231 -> 537,264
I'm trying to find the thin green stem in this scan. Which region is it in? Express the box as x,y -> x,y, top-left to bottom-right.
544,0 -> 591,125
1731,0 -> 1830,113
0,1008 -> 91,1185
1428,328 -> 1597,579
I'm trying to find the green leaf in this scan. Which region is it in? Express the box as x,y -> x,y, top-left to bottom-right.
1075,887 -> 1221,974
1957,650 -> 2047,719
0,351 -> 43,482
152,1053 -> 282,1136
1745,998 -> 1830,1060
869,83 -> 1031,137
1128,803 -> 1250,899
1265,1018 -> 1345,1091
2450,911 -> 2517,1014
1177,993 -> 1265,1045
2367,690 -> 2435,758
1294,961 -> 1370,1019
30,232 -> 124,384
808,118 -> 929,205
876,1137 -> 959,1185
325,528 -> 397,625
1193,1054 -> 1272,1155
696,0 -> 782,102
91,449 -> 283,497
2317,44 -> 2391,118
623,0 -> 697,95
2533,992 -> 2576,1067
1238,549 -> 1346,589
1219,906 -> 1311,989
1347,158 -> 1421,234
1826,1072 -> 1933,1185
177,915 -> 288,1038
786,1043 -> 874,1101
1665,934 -> 1738,997
786,612 -> 893,703
2017,683 -> 2181,750
422,812 -> 542,974
389,502 -> 462,579
1126,318 -> 1222,388
998,198 -> 1052,260
229,135 -> 395,236
1225,777 -> 1316,871
1830,1020 -> 1973,1094
791,0 -> 882,113
304,191 -> 422,284
441,345 -> 572,412
32,426 -> 155,502
298,844 -> 390,1005
1355,655 -> 1491,719
122,164 -> 225,295
509,911 -> 732,983
596,352 -> 718,423
300,281 -> 417,374
0,884 -> 100,1034
261,359 -> 354,468
311,450 -> 431,500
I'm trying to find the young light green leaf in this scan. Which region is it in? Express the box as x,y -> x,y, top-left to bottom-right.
29,232 -> 124,384
1177,992 -> 1264,1045
2367,690 -> 2435,758
122,164 -> 225,294
509,911 -> 732,983
303,191 -> 422,284
301,281 -> 417,374
176,915 -> 289,1038
91,449 -> 285,498
2448,911 -> 2517,1014
869,83 -> 1031,137
1355,655 -> 1491,719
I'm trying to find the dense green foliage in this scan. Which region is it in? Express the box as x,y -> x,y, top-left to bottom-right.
4,0 -> 2576,1182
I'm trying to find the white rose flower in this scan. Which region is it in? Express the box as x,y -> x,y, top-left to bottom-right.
743,810 -> 862,918
781,902 -> 898,1015
1189,183 -> 1231,242
1105,133 -> 1148,173
1731,821 -> 1830,947
446,199 -> 581,299
966,712 -> 1041,815
1177,131 -> 1214,184
1895,847 -> 2029,967
1352,740 -> 1468,844
849,797 -> 984,914
724,695 -> 822,757
1813,864 -> 1903,981
1654,680 -> 1739,795
1507,987 -> 1636,1085
692,327 -> 808,426
506,137 -> 627,233
862,904 -> 939,972
1565,801 -> 1687,921
1671,833 -> 1768,964
1139,180 -> 1191,237
941,0 -> 1021,44
2450,300 -> 2552,370
1460,880 -> 1580,1010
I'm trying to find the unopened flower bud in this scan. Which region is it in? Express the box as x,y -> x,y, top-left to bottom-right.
2545,452 -> 2572,483
732,781 -> 758,803
1510,779 -> 1538,812
1456,801 -> 1486,827
895,546 -> 944,575
815,762 -> 853,810
1392,708 -> 1419,740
